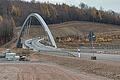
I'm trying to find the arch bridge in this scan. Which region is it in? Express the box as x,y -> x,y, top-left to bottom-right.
16,13 -> 57,49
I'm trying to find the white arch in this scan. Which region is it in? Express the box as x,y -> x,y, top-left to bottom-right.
17,13 -> 57,48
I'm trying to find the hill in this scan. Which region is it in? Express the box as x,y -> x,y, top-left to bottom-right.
49,21 -> 120,37
20,21 -> 120,48
26,21 -> 120,37
3,21 -> 120,48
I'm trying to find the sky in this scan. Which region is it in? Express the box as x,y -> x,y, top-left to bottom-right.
24,0 -> 120,13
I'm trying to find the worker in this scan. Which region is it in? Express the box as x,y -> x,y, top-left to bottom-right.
77,48 -> 81,58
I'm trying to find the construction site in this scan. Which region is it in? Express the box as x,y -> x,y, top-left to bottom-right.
0,0 -> 120,80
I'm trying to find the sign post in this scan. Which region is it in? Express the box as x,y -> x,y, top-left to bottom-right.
88,31 -> 96,60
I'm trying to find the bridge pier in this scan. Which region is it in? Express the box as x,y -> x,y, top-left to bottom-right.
16,39 -> 22,48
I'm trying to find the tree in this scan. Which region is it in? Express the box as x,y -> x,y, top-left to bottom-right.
0,0 -> 120,26
0,18 -> 14,45
79,2 -> 88,9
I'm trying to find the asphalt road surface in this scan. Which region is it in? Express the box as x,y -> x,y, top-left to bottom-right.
24,38 -> 120,61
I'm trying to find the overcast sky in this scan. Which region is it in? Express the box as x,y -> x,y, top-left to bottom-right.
24,0 -> 120,13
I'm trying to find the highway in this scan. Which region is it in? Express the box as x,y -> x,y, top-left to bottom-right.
24,38 -> 120,61
71,52 -> 120,61
24,38 -> 70,55
24,38 -> 55,51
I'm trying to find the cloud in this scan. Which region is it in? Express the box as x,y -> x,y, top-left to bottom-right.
25,0 -> 120,12
80,0 -> 120,12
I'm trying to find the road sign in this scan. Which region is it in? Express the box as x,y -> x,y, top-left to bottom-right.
88,31 -> 96,41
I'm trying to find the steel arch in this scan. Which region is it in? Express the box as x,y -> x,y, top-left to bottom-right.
17,13 -> 57,48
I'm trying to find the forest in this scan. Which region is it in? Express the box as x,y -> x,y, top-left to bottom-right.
0,0 -> 120,45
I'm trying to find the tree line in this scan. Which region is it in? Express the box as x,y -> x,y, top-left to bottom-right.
0,17 -> 14,45
0,0 -> 15,45
1,0 -> 120,26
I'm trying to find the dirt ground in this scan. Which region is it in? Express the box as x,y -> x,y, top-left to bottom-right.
29,52 -> 120,80
0,49 -> 119,80
0,62 -> 112,80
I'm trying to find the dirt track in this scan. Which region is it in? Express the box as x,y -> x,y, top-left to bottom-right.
0,62 -> 111,80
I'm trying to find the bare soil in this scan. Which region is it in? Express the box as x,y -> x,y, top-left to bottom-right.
29,52 -> 120,80
0,62 -> 113,80
1,48 -> 120,80
25,21 -> 120,37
